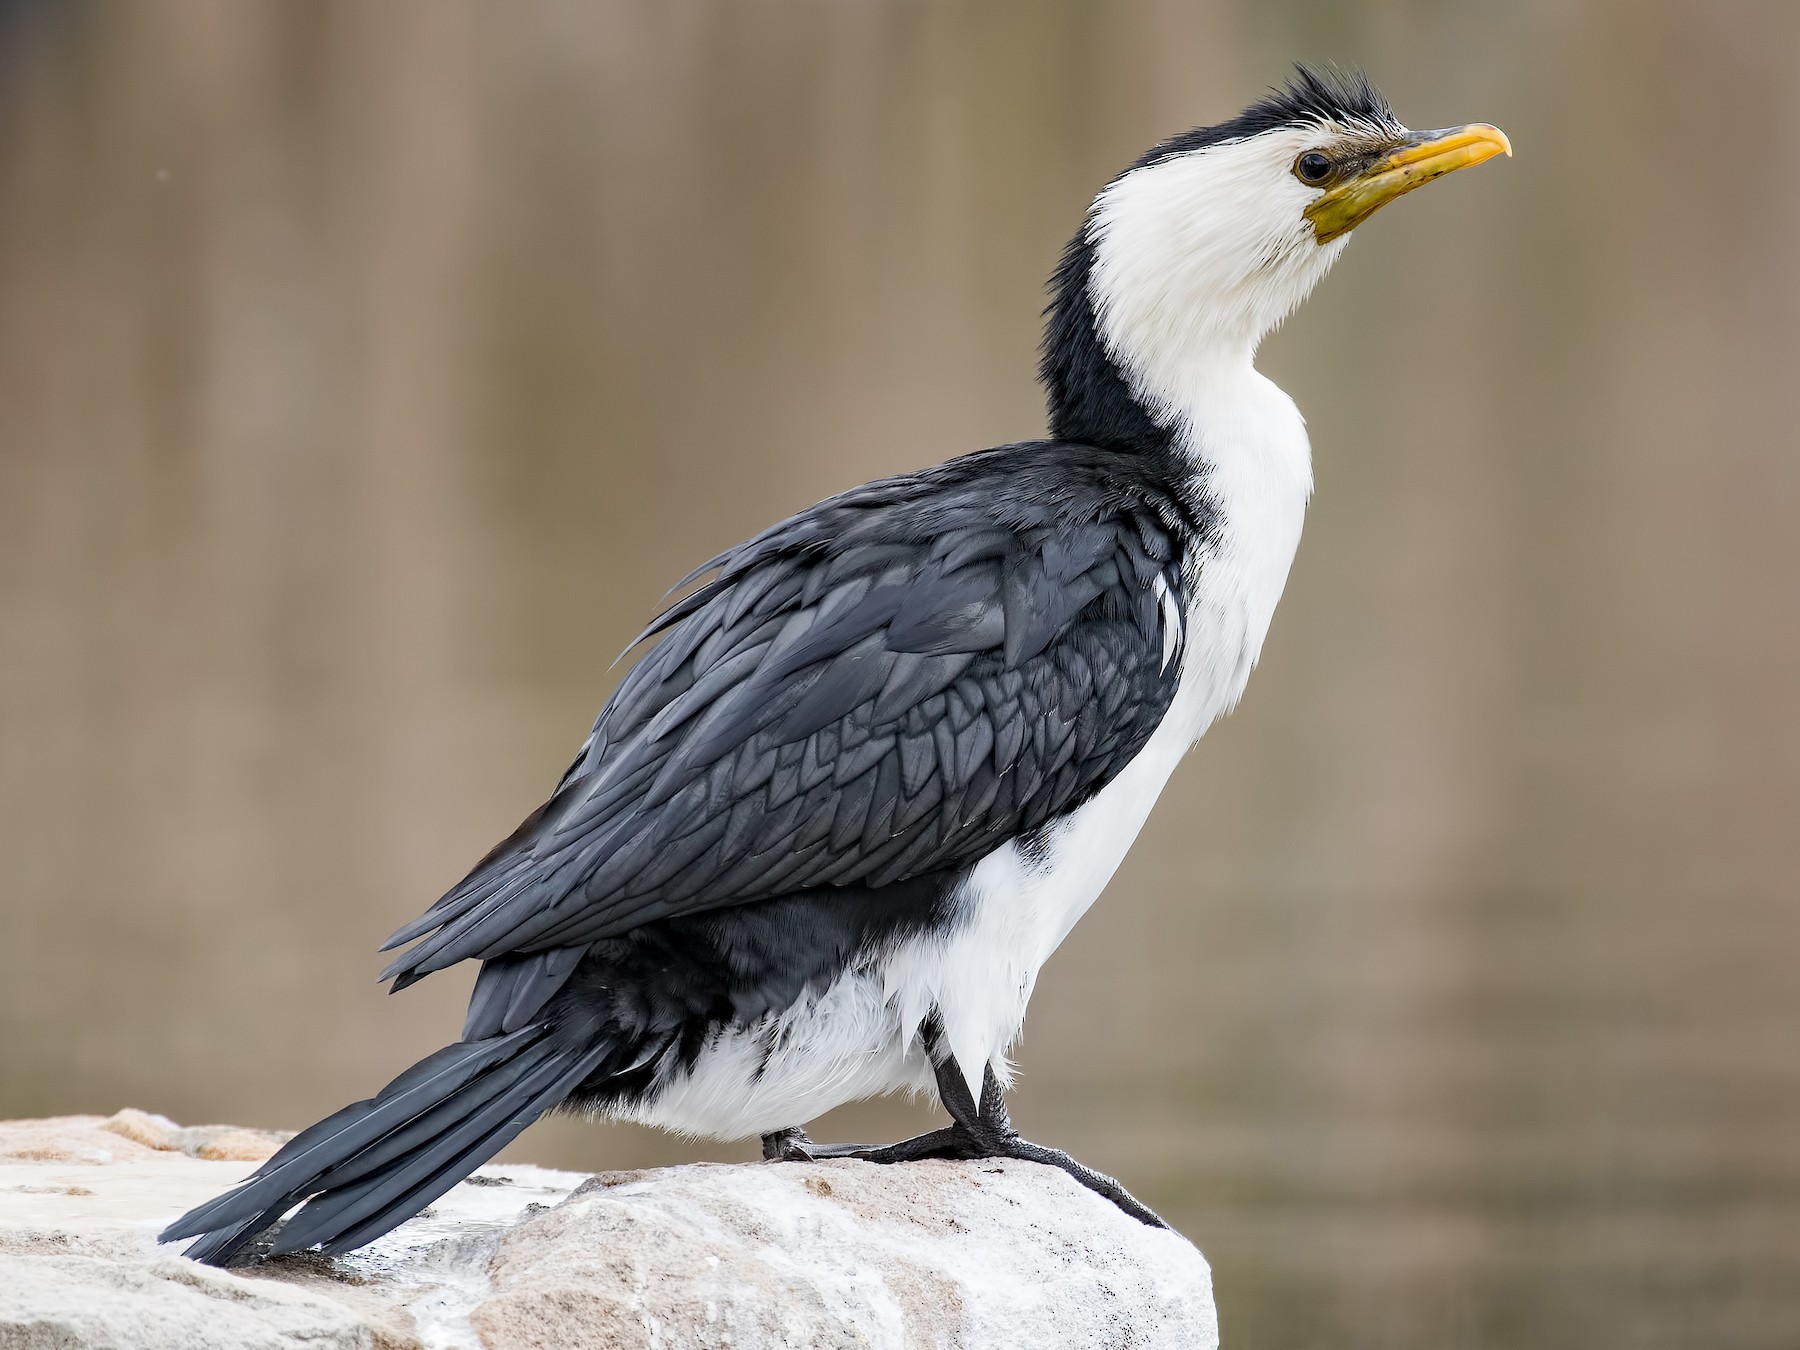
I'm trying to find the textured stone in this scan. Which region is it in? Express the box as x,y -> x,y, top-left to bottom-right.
0,1111 -> 291,1167
0,1243 -> 373,1350
0,1114 -> 1217,1349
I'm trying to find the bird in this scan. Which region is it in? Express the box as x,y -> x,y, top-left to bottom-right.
163,65 -> 1508,1264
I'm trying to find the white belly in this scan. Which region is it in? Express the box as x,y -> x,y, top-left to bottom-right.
607,751 -> 1183,1143
610,961 -> 935,1140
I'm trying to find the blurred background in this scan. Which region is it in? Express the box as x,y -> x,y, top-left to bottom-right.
2,2 -> 1797,1346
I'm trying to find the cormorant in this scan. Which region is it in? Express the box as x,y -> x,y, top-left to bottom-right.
164,66 -> 1508,1263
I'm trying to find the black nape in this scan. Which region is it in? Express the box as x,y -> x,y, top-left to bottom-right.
1038,230 -> 1174,459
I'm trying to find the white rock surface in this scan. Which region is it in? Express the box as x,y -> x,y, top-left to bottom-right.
0,1112 -> 1217,1349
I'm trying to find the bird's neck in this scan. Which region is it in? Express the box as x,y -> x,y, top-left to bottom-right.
1040,225 -> 1314,665
1039,232 -> 1311,492
1039,233 -> 1179,458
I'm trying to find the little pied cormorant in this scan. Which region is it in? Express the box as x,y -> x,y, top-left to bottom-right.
165,66 -> 1508,1262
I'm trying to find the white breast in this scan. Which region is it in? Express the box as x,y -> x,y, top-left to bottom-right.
1167,365 -> 1314,739
856,368 -> 1316,1102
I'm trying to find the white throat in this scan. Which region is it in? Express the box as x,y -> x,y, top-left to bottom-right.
1083,129 -> 1337,734
1085,127 -> 1350,387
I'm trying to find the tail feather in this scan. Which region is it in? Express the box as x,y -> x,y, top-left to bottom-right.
161,1022 -> 612,1266
159,1029 -> 538,1246
292,1045 -> 609,1256
158,1098 -> 377,1244
272,1037 -> 592,1255
305,1036 -> 559,1197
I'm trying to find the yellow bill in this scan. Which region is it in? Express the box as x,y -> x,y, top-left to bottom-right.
1305,123 -> 1512,244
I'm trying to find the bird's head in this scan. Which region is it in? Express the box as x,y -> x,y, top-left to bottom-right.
1043,66 -> 1509,449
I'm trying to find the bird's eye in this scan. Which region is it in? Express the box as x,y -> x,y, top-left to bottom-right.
1294,151 -> 1334,185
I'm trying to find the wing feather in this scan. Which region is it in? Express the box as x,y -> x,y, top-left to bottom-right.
382,443 -> 1198,1009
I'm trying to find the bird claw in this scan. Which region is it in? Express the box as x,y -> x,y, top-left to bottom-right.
986,1135 -> 1170,1229
762,1125 -> 964,1163
760,1127 -> 822,1160
762,1121 -> 1166,1228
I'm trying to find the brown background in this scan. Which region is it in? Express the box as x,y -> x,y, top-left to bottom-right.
2,3 -> 1797,1346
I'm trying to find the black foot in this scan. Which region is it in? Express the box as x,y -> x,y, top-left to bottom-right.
761,1125 -> 963,1163
761,1127 -> 812,1160
760,1058 -> 1167,1230
985,1133 -> 1168,1228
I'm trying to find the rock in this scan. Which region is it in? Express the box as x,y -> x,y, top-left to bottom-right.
0,1113 -> 1217,1350
0,1237 -> 377,1350
0,1110 -> 292,1167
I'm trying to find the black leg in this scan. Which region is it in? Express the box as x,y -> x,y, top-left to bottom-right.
759,1011 -> 974,1165
761,1016 -> 1167,1229
977,1063 -> 1013,1132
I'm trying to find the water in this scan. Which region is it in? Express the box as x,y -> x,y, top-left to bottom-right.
2,3 -> 1797,1345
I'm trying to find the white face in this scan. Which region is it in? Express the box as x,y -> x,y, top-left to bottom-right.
1085,122 -> 1388,398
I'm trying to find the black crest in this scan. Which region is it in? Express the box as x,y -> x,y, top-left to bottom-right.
1134,64 -> 1398,172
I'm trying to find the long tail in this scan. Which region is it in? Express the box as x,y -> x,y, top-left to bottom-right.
160,1021 -> 619,1265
